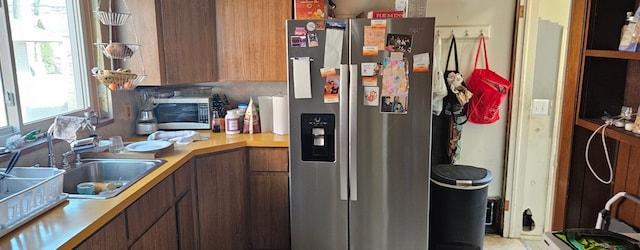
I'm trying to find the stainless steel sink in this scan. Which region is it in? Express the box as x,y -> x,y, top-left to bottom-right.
62,159 -> 166,199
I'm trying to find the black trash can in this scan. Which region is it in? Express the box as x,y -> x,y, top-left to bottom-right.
429,164 -> 493,250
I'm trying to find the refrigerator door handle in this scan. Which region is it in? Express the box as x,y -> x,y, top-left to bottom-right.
349,64 -> 358,201
339,64 -> 349,201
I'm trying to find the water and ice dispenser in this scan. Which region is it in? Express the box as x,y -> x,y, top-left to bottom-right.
301,114 -> 335,162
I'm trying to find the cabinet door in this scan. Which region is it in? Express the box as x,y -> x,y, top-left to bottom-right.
177,191 -> 197,250
195,149 -> 247,249
249,172 -> 290,249
126,177 -> 174,244
121,0 -> 217,85
159,0 -> 217,84
248,148 -> 289,172
130,207 -> 179,250
216,0 -> 291,81
74,213 -> 127,250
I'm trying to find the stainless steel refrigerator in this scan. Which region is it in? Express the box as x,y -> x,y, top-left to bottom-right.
287,17 -> 434,250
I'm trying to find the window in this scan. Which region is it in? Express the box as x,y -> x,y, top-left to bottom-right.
0,0 -> 96,139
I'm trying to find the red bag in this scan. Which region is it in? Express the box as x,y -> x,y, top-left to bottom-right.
466,35 -> 511,124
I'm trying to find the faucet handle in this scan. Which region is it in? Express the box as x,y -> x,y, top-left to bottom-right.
62,151 -> 74,168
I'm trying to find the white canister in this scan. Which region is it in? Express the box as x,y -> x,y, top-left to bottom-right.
225,111 -> 240,134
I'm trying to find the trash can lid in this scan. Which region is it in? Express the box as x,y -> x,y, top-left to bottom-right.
431,164 -> 492,187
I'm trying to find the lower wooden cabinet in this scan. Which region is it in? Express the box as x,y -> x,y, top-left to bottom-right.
74,213 -> 127,250
75,148 -> 291,249
249,172 -> 290,249
196,148 -> 247,249
126,177 -> 174,244
176,191 -> 196,250
130,207 -> 178,250
74,161 -> 195,249
248,147 -> 290,250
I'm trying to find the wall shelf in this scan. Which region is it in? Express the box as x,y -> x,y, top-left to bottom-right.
585,49 -> 640,60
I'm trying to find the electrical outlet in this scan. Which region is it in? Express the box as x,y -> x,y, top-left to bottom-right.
124,104 -> 132,119
532,99 -> 549,116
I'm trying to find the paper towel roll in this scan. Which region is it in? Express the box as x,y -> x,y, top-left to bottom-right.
258,96 -> 273,133
272,95 -> 289,135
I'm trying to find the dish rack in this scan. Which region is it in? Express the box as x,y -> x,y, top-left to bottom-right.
0,167 -> 67,238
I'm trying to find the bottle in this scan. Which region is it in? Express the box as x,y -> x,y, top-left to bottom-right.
225,111 -> 240,134
619,12 -> 639,51
211,111 -> 221,133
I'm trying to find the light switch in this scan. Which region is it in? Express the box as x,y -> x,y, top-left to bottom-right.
532,99 -> 550,116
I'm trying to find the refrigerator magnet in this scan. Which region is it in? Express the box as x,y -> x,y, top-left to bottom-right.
390,52 -> 404,61
392,96 -> 408,114
320,67 -> 337,77
323,75 -> 340,103
361,62 -> 379,76
385,34 -> 412,53
362,77 -> 377,86
291,36 -> 307,48
364,87 -> 379,106
370,19 -> 387,29
308,32 -> 319,47
364,26 -> 385,49
413,53 -> 430,73
306,22 -> 316,31
295,27 -> 307,36
363,46 -> 379,56
381,95 -> 408,114
315,21 -> 326,30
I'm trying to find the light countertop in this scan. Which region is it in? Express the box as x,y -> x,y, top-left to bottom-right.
0,132 -> 288,249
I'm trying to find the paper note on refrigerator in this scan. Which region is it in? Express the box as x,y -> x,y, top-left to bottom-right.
293,57 -> 313,99
324,27 -> 344,69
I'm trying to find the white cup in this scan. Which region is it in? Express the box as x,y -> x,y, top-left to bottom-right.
109,136 -> 124,153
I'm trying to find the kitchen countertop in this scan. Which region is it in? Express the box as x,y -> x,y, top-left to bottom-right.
0,132 -> 289,249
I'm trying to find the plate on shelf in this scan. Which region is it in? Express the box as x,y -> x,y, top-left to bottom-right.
125,141 -> 172,152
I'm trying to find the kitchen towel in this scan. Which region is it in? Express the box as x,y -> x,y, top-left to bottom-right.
49,116 -> 92,143
258,96 -> 273,133
293,57 -> 312,99
272,95 -> 289,135
148,130 -> 209,145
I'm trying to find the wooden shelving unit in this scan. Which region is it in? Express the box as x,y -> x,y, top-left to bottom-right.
555,0 -> 640,230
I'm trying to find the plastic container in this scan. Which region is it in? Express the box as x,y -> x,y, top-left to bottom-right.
238,103 -> 249,113
225,111 -> 240,134
429,164 -> 493,249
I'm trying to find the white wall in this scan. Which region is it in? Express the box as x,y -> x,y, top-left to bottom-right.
427,0 -> 516,198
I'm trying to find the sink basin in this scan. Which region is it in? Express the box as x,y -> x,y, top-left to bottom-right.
62,159 -> 166,199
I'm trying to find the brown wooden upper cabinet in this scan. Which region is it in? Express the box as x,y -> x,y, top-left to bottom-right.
119,0 -> 217,86
215,0 -> 292,82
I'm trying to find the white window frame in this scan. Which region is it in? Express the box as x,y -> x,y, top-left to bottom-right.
0,0 -> 100,144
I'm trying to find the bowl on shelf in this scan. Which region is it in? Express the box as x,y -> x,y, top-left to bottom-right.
92,67 -> 146,91
95,42 -> 140,60
94,11 -> 131,26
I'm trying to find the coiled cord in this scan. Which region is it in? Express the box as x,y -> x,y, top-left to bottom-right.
584,121 -> 614,184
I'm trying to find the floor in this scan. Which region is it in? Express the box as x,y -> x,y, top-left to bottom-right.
483,235 -> 548,250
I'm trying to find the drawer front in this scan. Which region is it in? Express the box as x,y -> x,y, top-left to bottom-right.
126,177 -> 174,244
248,148 -> 288,172
174,160 -> 194,198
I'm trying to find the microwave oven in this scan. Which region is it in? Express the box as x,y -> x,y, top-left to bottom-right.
154,97 -> 211,130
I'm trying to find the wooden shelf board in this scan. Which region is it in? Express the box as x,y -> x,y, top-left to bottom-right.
585,49 -> 640,60
576,118 -> 640,145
